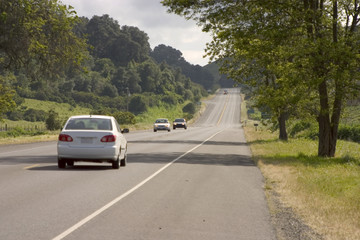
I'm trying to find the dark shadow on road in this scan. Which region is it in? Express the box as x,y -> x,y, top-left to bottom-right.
129,152 -> 255,167
0,155 -> 56,165
4,151 -> 256,171
128,139 -> 247,146
28,164 -> 115,171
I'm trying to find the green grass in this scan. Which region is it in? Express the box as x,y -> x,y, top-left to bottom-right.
1,98 -> 194,133
21,98 -> 92,120
0,119 -> 46,131
244,126 -> 360,240
1,99 -> 92,133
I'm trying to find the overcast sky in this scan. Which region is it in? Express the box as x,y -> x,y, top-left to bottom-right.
60,0 -> 212,66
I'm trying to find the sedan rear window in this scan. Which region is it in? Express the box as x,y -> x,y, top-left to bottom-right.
65,118 -> 112,130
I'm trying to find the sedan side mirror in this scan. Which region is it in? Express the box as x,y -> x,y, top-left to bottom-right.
122,128 -> 129,133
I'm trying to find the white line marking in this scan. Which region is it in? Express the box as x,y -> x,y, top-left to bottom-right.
217,96 -> 229,126
52,130 -> 223,240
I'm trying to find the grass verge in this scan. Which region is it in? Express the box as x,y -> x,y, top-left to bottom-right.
244,125 -> 360,240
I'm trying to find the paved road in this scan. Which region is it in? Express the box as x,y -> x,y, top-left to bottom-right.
0,88 -> 276,240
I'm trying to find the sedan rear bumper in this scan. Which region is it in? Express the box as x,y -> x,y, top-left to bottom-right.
57,144 -> 119,161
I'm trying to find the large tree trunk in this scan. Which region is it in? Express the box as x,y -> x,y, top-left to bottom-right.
317,80 -> 339,157
317,80 -> 331,157
278,112 -> 288,141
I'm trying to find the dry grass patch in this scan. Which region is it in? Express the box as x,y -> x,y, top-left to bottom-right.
244,126 -> 360,240
0,134 -> 58,145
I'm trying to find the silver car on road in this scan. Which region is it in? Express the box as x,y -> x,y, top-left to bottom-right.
153,118 -> 171,132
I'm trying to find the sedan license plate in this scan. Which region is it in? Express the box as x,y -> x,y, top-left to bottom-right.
80,137 -> 94,144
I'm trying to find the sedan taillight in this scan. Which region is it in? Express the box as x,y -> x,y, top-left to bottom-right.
101,135 -> 116,142
59,134 -> 73,142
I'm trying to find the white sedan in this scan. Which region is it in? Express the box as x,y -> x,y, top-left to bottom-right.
153,118 -> 171,132
57,115 -> 128,169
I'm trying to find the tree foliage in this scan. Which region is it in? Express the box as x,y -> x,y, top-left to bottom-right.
162,0 -> 360,157
0,0 -> 88,77
0,75 -> 16,121
45,109 -> 62,130
1,1 -> 216,127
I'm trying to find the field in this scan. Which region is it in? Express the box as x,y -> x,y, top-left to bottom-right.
0,99 -> 92,131
241,99 -> 360,240
0,98 -> 201,141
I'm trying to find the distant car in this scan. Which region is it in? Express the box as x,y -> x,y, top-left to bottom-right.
173,118 -> 187,130
224,89 -> 228,95
154,118 -> 171,132
57,115 -> 128,169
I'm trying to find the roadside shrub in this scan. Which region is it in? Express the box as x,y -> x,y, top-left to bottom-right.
113,111 -> 136,125
45,110 -> 62,130
129,95 -> 148,114
338,125 -> 360,143
183,89 -> 193,101
183,102 -> 196,114
7,110 -> 24,121
24,109 -> 47,122
289,121 -> 312,137
161,93 -> 178,106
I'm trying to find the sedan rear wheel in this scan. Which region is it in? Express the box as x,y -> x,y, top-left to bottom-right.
58,158 -> 66,169
112,158 -> 120,169
120,155 -> 127,167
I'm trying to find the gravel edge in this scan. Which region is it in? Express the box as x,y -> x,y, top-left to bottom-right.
265,186 -> 324,240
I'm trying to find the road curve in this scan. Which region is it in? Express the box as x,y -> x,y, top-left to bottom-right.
0,88 -> 276,240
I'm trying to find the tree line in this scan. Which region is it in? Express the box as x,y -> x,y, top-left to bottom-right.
162,0 -> 360,157
0,0 -> 224,124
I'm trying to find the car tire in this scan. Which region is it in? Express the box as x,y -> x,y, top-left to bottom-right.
120,155 -> 127,167
173,127 -> 176,130
67,160 -> 74,167
168,129 -> 170,132
58,158 -> 66,169
112,157 -> 120,169
154,129 -> 157,132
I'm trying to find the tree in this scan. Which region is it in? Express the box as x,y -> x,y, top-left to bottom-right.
86,15 -> 151,66
162,0 -> 360,157
151,44 -> 186,65
0,0 -> 88,77
0,75 -> 16,121
300,0 -> 360,157
45,110 -> 62,130
151,44 -> 216,90
129,95 -> 147,114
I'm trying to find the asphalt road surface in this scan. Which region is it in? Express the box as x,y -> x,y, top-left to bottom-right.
0,88 -> 276,240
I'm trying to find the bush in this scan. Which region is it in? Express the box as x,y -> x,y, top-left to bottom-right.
183,102 -> 196,114
113,111 -> 136,125
24,109 -> 47,122
338,125 -> 360,143
45,110 -> 62,130
289,121 -> 312,137
7,110 -> 24,121
161,94 -> 178,106
129,95 -> 148,114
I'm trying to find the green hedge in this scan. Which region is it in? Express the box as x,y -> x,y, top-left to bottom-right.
337,125 -> 360,143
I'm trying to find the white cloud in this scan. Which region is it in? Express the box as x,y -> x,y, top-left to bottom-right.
61,0 -> 212,66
